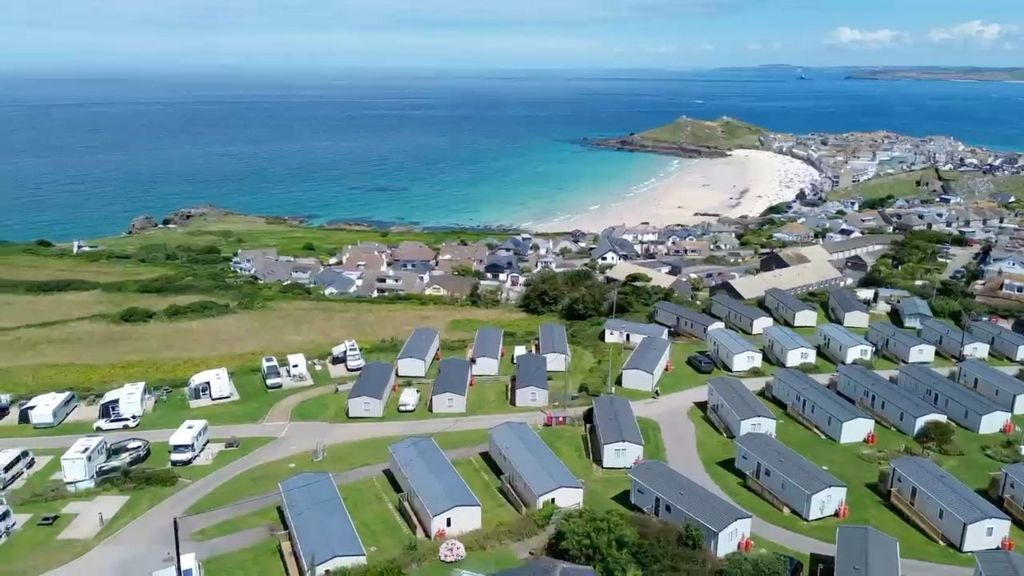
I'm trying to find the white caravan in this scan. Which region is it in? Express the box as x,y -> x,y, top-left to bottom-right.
169,420 -> 210,465
0,448 -> 35,490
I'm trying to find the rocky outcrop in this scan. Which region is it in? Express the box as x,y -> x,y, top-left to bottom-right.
585,136 -> 731,158
127,215 -> 157,235
161,206 -> 219,227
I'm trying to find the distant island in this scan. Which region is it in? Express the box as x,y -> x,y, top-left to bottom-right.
848,67 -> 1024,82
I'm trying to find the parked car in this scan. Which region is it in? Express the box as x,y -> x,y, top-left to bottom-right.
344,340 -> 365,372
93,415 -> 140,431
261,356 -> 283,389
687,353 -> 716,374
951,268 -> 967,280
397,387 -> 421,412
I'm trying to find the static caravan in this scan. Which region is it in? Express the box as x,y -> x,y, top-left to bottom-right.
280,472 -> 367,574
346,362 -> 395,418
834,526 -> 901,576
60,436 -> 109,491
897,365 -> 1010,435
920,318 -> 990,360
18,391 -> 78,428
969,321 -> 1024,362
589,395 -> 645,469
471,327 -> 504,376
763,288 -> 818,327
771,368 -> 875,444
867,323 -> 936,364
430,358 -> 472,414
898,297 -> 934,330
836,365 -> 947,437
489,422 -> 583,510
710,294 -> 774,335
706,377 -> 777,438
169,419 -> 210,465
388,436 -> 482,538
817,323 -> 874,365
888,456 -> 1010,552
997,463 -> 1024,519
187,368 -> 234,402
734,433 -> 848,521
512,353 -> 548,407
98,382 -> 147,420
707,329 -> 763,373
539,323 -> 571,372
828,288 -> 870,328
603,319 -> 668,347
956,359 -> 1024,415
975,550 -> 1024,576
629,460 -> 752,558
620,336 -> 671,392
763,325 -> 817,368
396,327 -> 441,377
653,301 -> 725,339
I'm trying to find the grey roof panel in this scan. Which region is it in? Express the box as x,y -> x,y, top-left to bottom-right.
829,288 -> 868,314
764,325 -> 814,351
898,365 -> 1005,415
279,472 -> 365,570
654,301 -> 720,328
921,318 -> 981,345
868,323 -> 931,349
539,323 -> 570,355
432,358 -> 471,397
775,368 -> 871,423
495,557 -> 596,576
959,359 -> 1024,396
514,353 -> 549,392
838,365 -> 940,418
899,297 -> 933,319
835,525 -> 901,576
764,288 -> 815,313
735,433 -> 846,494
604,319 -> 667,339
1003,463 -> 1024,485
622,336 -> 671,375
592,395 -> 644,447
818,323 -> 872,349
891,456 -> 1008,524
389,436 -> 480,517
712,294 -> 770,321
708,329 -> 759,354
398,327 -> 440,360
629,460 -> 751,532
971,321 -> 1024,348
975,550 -> 1024,576
708,377 -> 775,421
490,422 -> 582,497
348,362 -> 394,400
472,327 -> 504,360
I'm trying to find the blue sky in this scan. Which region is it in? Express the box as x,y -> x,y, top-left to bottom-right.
2,0 -> 1021,71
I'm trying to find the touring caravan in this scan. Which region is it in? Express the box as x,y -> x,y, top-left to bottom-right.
286,354 -> 309,382
18,391 -> 78,428
169,420 -> 210,465
187,368 -> 233,402
60,436 -> 110,491
0,449 -> 35,490
98,382 -> 147,420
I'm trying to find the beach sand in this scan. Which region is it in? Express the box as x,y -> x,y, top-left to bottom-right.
532,149 -> 820,233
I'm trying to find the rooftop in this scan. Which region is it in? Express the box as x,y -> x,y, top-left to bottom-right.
389,437 -> 480,517
348,363 -> 395,401
890,456 -> 1008,524
708,376 -> 775,421
829,288 -> 868,314
490,422 -> 582,498
604,319 -> 668,339
712,294 -> 769,321
280,472 -> 365,571
622,336 -> 671,375
654,301 -> 720,327
398,327 -> 440,360
708,329 -> 759,354
975,550 -> 1024,576
472,327 -> 504,359
514,354 -> 548,391
763,325 -> 814,351
818,323 -> 872,349
592,395 -> 644,447
898,365 -> 1005,416
539,323 -> 570,355
835,525 -> 901,576
764,288 -> 815,312
629,460 -> 750,532
735,433 -> 846,494
775,368 -> 871,423
838,365 -> 939,418
432,358 -> 471,397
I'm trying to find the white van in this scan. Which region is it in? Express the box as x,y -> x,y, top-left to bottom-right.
397,387 -> 421,412
169,420 -> 210,465
261,356 -> 283,389
0,498 -> 15,539
0,448 -> 35,489
344,340 -> 365,372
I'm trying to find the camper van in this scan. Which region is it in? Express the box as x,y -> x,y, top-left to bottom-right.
18,391 -> 78,428
398,387 -> 421,412
169,420 -> 210,465
0,449 -> 35,489
0,498 -> 16,539
344,340 -> 365,372
60,436 -> 110,491
261,356 -> 283,389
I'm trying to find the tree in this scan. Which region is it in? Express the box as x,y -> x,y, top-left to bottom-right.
682,524 -> 705,551
301,241 -> 316,251
548,509 -> 638,576
520,271 -> 565,315
717,553 -> 788,576
916,420 -> 956,449
563,289 -> 606,320
631,515 -> 709,576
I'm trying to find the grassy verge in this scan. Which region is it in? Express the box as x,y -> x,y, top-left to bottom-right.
201,539 -> 287,576
192,506 -> 283,542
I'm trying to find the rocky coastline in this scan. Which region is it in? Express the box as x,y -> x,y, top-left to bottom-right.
584,135 -> 733,158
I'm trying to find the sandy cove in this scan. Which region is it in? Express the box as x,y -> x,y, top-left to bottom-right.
532,149 -> 820,233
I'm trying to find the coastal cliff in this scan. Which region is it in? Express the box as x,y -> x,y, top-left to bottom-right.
589,116 -> 766,158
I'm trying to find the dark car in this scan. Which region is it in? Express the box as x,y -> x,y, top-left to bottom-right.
687,353 -> 715,374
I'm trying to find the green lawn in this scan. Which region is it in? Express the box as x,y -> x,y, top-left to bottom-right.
343,476 -> 413,559
201,538 -> 286,576
0,249 -> 172,282
410,549 -> 521,575
192,505 -> 283,542
830,169 -> 932,200
454,455 -> 519,527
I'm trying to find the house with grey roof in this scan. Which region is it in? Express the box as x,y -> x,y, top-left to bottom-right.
969,321 -> 1024,362
539,323 -> 571,372
620,336 -> 671,393
589,395 -> 644,469
346,362 -> 396,418
280,472 -> 367,574
652,301 -> 725,339
707,329 -> 763,373
591,236 -> 639,264
956,359 -> 1024,414
706,377 -> 776,438
430,358 -> 472,414
512,353 -> 548,407
734,433 -> 847,521
489,422 -> 583,510
898,297 -> 934,329
817,323 -> 874,365
896,365 -> 1010,434
388,437 -> 482,538
471,327 -> 504,376
975,550 -> 1024,576
396,327 -> 441,377
312,268 -> 358,296
828,288 -> 870,328
763,325 -> 817,368
832,525 -> 901,576
771,368 -> 875,444
710,294 -> 774,335
867,322 -> 936,364
887,456 -> 1010,552
603,319 -> 668,347
232,247 -> 278,275
997,463 -> 1024,522
836,365 -> 947,437
629,460 -> 752,557
494,557 -> 595,576
763,288 -> 818,327
920,318 -> 990,360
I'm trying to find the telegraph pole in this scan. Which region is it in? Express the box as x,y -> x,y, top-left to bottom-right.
606,289 -> 617,394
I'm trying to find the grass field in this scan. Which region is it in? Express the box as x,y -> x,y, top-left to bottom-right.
201,539 -> 287,576
0,291 -> 222,329
638,117 -> 765,150
192,505 -> 283,541
829,169 -> 931,200
0,251 -> 170,282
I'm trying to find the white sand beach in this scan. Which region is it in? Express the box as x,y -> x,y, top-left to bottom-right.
532,149 -> 820,233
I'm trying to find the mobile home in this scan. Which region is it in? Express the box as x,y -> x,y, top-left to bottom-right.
817,323 -> 874,365
60,436 -> 109,491
706,377 -> 777,438
471,327 -> 504,376
539,323 -> 571,372
603,319 -> 668,347
706,329 -> 763,373
956,359 -> 1024,414
18,391 -> 78,428
396,327 -> 441,377
710,294 -> 773,335
770,368 -> 875,444
512,353 -> 548,407
763,325 -> 817,368
98,382 -> 147,420
388,436 -> 482,538
898,297 -> 933,329
280,472 -> 367,574
169,419 -> 210,465
920,318 -> 990,360
346,362 -> 395,418
897,365 -> 1010,435
620,336 -> 671,392
734,433 -> 847,521
763,288 -> 818,327
867,323 -> 936,364
969,321 -> 1024,362
589,395 -> 644,469
828,289 -> 870,328
489,422 -> 583,510
430,358 -> 472,414
653,301 -> 725,339
834,526 -> 901,576
187,368 -> 234,402
836,365 -> 947,437
975,550 -> 1024,576
997,462 -> 1024,519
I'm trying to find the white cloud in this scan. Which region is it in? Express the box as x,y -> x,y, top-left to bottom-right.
698,43 -> 715,51
746,41 -> 762,51
929,20 -> 1017,44
826,26 -> 909,48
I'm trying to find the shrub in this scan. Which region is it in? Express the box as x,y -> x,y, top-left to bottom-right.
916,420 -> 956,448
161,300 -> 232,321
103,467 -> 179,489
15,483 -> 71,505
301,241 -> 316,251
34,239 -> 55,247
117,306 -> 157,323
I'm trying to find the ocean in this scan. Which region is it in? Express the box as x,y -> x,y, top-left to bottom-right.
1,67 -> 1023,242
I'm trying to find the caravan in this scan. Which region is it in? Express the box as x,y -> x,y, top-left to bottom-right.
98,382 -> 147,420
187,369 -> 233,402
286,354 -> 309,382
0,449 -> 35,489
18,392 -> 78,428
60,436 -> 110,491
169,420 -> 210,465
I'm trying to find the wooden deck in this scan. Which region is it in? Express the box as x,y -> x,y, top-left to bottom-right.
888,488 -> 946,545
745,475 -> 791,516
785,403 -> 827,440
706,406 -> 732,438
278,536 -> 301,576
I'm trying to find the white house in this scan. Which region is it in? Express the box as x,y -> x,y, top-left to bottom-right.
653,301 -> 725,339
707,329 -> 763,373
817,323 -> 874,365
919,318 -> 990,360
280,472 -> 367,575
603,319 -> 668,347
489,422 -> 583,510
710,294 -> 774,335
388,437 -> 482,538
898,297 -> 934,330
629,460 -> 753,558
896,365 -> 1010,435
867,323 -> 936,364
956,359 -> 1024,415
430,358 -> 472,414
706,377 -> 777,438
763,288 -> 818,327
98,382 -> 147,420
512,353 -> 548,407
887,456 -> 1010,552
539,323 -> 571,372
969,321 -> 1024,362
734,433 -> 848,521
471,327 -> 503,376
770,368 -> 875,444
60,436 -> 109,491
620,336 -> 671,393
397,327 -> 441,377
828,289 -> 870,328
836,365 -> 947,437
346,362 -> 395,418
589,395 -> 644,469
763,325 -> 817,368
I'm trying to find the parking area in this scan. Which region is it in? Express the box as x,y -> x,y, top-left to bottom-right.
57,495 -> 130,540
